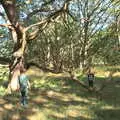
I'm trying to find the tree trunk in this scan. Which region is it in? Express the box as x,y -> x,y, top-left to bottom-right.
1,0 -> 26,92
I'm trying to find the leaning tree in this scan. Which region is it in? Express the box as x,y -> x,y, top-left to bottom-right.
0,0 -> 73,91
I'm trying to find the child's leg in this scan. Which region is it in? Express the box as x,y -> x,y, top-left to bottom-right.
21,91 -> 25,105
23,88 -> 28,105
89,80 -> 93,87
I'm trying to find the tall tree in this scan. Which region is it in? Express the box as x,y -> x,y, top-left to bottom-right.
0,0 -> 73,90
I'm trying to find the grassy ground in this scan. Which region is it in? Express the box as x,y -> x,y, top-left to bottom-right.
0,65 -> 120,120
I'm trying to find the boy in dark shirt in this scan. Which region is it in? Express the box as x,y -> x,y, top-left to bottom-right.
88,73 -> 94,88
87,69 -> 95,88
19,69 -> 30,107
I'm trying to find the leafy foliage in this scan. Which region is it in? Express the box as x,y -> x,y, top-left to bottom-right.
0,39 -> 13,58
0,0 -> 120,71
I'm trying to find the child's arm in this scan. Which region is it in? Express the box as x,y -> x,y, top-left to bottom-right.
27,80 -> 31,89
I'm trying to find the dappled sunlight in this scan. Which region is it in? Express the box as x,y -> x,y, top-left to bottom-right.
95,68 -> 107,77
0,0 -> 120,119
115,84 -> 120,88
94,66 -> 120,78
113,72 -> 120,77
101,105 -> 120,110
67,109 -> 81,117
43,107 -> 81,120
0,98 -> 6,104
32,96 -> 48,104
47,72 -> 69,78
26,67 -> 44,76
0,66 -> 120,120
45,90 -> 90,104
95,72 -> 107,77
9,113 -> 20,120
66,105 -> 95,119
28,112 -> 47,120
50,112 -> 65,119
4,103 -> 13,110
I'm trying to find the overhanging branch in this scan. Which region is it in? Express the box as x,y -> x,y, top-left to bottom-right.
26,0 -> 56,20
0,23 -> 12,28
25,0 -> 73,32
26,8 -> 54,20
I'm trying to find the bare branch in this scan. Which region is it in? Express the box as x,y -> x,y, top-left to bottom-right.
0,23 -> 13,29
25,0 -> 73,32
27,28 -> 39,41
26,0 -> 56,20
0,12 -> 5,19
88,0 -> 103,18
25,10 -> 61,32
26,8 -> 54,20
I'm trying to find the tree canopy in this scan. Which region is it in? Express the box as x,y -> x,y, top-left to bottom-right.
0,0 -> 119,73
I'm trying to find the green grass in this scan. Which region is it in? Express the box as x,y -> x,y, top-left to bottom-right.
0,65 -> 9,96
0,65 -> 120,120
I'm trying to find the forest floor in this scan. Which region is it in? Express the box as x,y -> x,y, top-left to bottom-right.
0,66 -> 120,120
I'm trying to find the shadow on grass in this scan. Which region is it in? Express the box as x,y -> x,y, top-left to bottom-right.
49,115 -> 89,120
0,70 -> 120,120
0,93 -> 40,120
105,67 -> 120,72
29,75 -> 107,99
94,108 -> 120,120
0,98 -> 30,120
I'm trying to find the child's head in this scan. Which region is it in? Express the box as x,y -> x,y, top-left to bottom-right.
20,68 -> 26,74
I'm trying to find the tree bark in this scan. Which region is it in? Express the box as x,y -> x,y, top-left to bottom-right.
1,0 -> 26,92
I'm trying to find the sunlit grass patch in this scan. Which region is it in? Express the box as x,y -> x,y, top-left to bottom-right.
0,64 -> 9,96
28,112 -> 47,120
0,66 -> 120,120
31,75 -> 64,91
0,86 -> 6,96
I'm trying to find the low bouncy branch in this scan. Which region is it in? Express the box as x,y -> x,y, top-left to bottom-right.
68,71 -> 103,94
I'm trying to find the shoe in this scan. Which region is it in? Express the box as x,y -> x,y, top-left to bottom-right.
21,103 -> 24,106
23,104 -> 28,108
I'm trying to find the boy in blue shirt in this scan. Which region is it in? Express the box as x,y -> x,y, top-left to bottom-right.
19,69 -> 30,107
